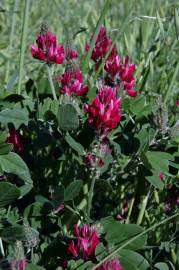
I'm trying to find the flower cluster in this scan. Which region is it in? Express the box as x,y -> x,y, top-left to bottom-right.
96,258 -> 123,270
68,224 -> 123,269
31,31 -> 65,65
59,68 -> 88,96
68,224 -> 100,261
105,49 -> 137,97
84,86 -> 121,135
87,26 -> 137,97
86,26 -> 112,63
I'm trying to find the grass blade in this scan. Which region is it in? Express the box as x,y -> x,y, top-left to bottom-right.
164,61 -> 179,105
5,0 -> 19,84
174,8 -> 179,40
17,0 -> 31,95
156,11 -> 165,40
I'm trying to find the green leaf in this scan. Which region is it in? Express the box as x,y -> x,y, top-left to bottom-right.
0,152 -> 32,184
24,202 -> 43,229
68,260 -> 93,270
1,225 -> 24,243
155,262 -> 169,270
119,249 -> 149,270
58,104 -> 79,131
0,143 -> 13,155
146,151 -> 174,173
0,182 -> 20,208
52,185 -> 64,207
171,121 -> 179,140
0,132 -> 8,144
101,217 -> 147,250
0,108 -> 29,128
145,171 -> 164,190
95,243 -> 108,261
130,96 -> 151,118
26,264 -> 45,270
64,180 -> 83,201
65,133 -> 84,156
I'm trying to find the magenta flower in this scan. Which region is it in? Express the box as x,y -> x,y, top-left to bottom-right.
176,100 -> 179,106
59,68 -> 88,96
68,224 -> 100,261
66,48 -> 78,60
119,56 -> 137,97
11,258 -> 27,270
84,86 -> 121,135
86,26 -> 112,63
7,129 -> 23,153
104,47 -> 121,77
96,258 -> 123,270
31,31 -> 65,65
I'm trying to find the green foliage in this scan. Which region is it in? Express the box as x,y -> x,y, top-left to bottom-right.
118,249 -> 150,270
58,104 -> 79,131
0,182 -> 20,208
64,180 -> 83,201
101,217 -> 147,250
0,108 -> 29,129
1,225 -> 25,243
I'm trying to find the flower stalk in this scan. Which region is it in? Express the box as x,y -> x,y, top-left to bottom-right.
137,188 -> 151,225
0,237 -> 4,257
46,65 -> 57,100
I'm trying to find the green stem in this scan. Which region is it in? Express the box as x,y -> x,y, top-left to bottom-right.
46,65 -> 57,100
17,0 -> 31,95
65,204 -> 81,217
137,189 -> 151,225
125,197 -> 135,224
5,0 -> 19,84
0,237 -> 4,257
92,213 -> 179,270
87,175 -> 96,223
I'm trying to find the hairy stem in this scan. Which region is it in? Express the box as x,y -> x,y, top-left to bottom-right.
87,174 -> 96,223
126,197 -> 135,224
137,188 -> 151,225
46,65 -> 57,100
0,238 -> 4,257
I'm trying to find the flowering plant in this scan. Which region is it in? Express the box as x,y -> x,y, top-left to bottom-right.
0,1 -> 179,269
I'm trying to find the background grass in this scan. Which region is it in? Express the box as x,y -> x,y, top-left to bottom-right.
0,0 -> 179,105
